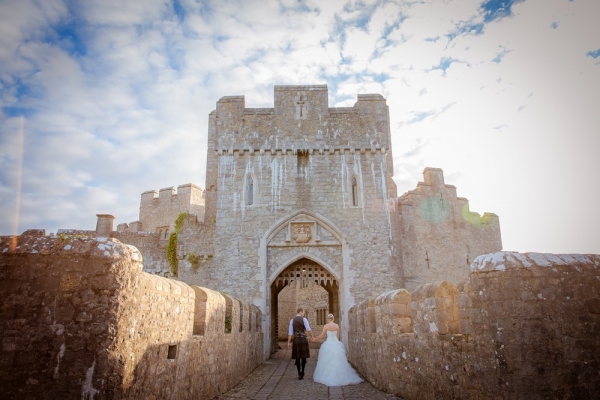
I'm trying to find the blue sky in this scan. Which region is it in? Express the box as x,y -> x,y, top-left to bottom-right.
1,0 -> 599,254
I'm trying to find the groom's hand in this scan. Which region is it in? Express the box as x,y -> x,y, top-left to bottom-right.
287,342 -> 291,349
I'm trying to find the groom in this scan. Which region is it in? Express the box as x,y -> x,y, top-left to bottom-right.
287,307 -> 314,380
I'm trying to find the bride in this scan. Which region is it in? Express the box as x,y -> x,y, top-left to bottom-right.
311,314 -> 363,386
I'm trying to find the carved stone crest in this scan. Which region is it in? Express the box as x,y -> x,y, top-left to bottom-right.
292,224 -> 312,244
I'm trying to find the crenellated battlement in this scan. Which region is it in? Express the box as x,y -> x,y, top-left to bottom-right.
398,168 -> 502,290
141,183 -> 204,203
209,84 -> 390,153
137,183 -> 205,234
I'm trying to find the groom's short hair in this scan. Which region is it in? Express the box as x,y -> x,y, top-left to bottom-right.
297,307 -> 304,313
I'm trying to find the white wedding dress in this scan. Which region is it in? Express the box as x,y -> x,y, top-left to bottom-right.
313,331 -> 363,386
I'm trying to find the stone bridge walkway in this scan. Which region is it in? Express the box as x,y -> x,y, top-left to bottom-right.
215,342 -> 401,400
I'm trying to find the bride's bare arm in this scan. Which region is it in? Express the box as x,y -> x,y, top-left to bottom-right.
314,328 -> 325,341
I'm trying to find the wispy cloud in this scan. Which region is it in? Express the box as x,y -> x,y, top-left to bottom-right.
0,0 -> 599,254
492,45 -> 511,63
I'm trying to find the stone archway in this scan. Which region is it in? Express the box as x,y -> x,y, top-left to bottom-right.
270,258 -> 340,353
259,210 -> 352,358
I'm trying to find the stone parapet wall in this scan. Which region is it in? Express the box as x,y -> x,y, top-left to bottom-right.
0,234 -> 263,399
348,251 -> 600,399
111,231 -> 170,276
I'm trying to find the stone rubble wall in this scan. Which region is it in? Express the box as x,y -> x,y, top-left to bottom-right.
399,167 -> 502,291
276,282 -> 329,339
111,231 -> 170,276
58,212 -> 214,278
348,251 -> 600,400
57,229 -> 171,276
0,234 -> 263,400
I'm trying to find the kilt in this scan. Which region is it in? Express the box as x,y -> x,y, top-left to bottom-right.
291,335 -> 310,359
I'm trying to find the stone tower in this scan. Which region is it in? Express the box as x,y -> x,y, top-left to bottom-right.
54,84 -> 501,358
189,85 -> 403,355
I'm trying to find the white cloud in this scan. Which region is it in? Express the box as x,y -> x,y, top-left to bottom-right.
0,0 -> 598,254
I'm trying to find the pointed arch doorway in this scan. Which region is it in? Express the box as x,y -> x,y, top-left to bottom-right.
270,258 -> 339,353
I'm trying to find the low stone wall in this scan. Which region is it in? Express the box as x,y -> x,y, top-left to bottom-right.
348,252 -> 600,399
0,234 -> 263,399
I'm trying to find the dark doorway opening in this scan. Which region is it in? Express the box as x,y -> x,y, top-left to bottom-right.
270,258 -> 339,353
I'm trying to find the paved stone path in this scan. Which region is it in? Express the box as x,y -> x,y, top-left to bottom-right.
215,343 -> 401,400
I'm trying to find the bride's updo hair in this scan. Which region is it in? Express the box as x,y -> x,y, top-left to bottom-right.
327,313 -> 334,321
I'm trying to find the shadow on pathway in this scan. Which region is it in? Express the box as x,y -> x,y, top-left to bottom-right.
214,342 -> 402,399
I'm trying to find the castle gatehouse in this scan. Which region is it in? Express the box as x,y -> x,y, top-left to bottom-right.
113,85 -> 501,356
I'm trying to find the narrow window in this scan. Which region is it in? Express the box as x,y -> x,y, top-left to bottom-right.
351,176 -> 358,206
247,176 -> 254,206
167,345 -> 177,359
297,151 -> 309,175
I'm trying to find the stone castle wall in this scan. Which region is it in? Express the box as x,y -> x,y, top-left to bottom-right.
111,231 -> 170,276
175,213 -> 216,280
138,183 -> 205,235
196,86 -> 403,353
211,86 -> 391,152
276,282 -> 329,339
0,234 -> 263,399
348,252 -> 600,399
399,167 -> 502,290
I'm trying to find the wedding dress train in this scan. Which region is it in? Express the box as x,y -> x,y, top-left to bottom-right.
313,331 -> 363,386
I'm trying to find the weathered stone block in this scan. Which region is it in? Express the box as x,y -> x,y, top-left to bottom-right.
390,303 -> 409,316
447,320 -> 461,334
31,277 -> 60,292
392,289 -> 411,304
0,280 -> 22,293
435,309 -> 454,322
